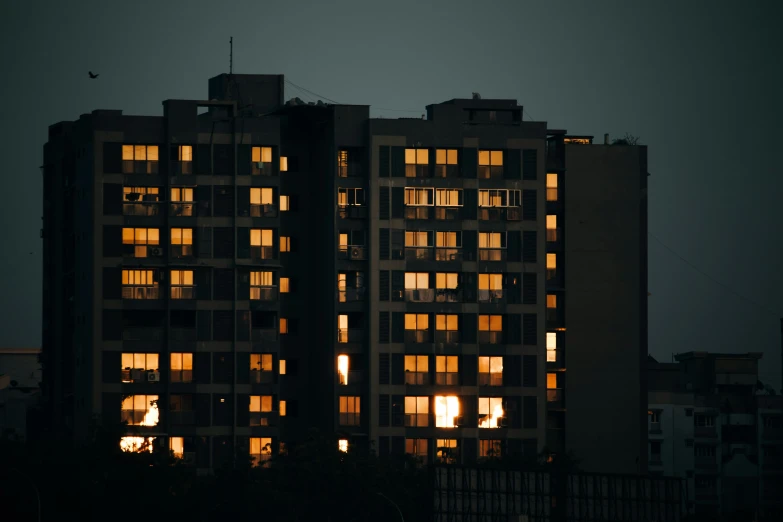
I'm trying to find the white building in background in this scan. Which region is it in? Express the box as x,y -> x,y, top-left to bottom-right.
648,352 -> 783,522
0,347 -> 42,441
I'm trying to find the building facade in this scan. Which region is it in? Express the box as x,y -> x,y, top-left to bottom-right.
648,352 -> 783,520
41,73 -> 647,472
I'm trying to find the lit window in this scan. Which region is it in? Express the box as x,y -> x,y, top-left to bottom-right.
405,396 -> 429,427
437,439 -> 458,463
478,150 -> 503,178
478,274 -> 502,290
250,229 -> 274,247
406,438 -> 428,461
479,315 -> 503,331
280,156 -> 288,172
435,149 -> 458,166
249,271 -> 273,300
120,436 -> 155,453
405,314 -> 429,331
435,315 -> 458,331
478,397 -> 504,428
547,373 -> 557,389
122,227 -> 160,257
280,236 -> 291,252
435,189 -> 462,207
121,395 -> 159,426
171,187 -> 193,202
250,395 -> 274,415
434,396 -> 460,428
279,360 -> 286,375
252,146 -> 273,163
546,215 -> 558,242
435,355 -> 459,385
121,270 -> 158,300
547,332 -> 557,362
169,437 -> 184,458
280,277 -> 290,293
178,145 -> 192,162
170,270 -> 194,299
546,173 -> 558,201
404,187 -> 434,205
122,145 -> 159,161
337,188 -> 364,206
337,314 -> 348,343
405,355 -> 429,385
338,439 -> 349,453
170,353 -> 193,383
405,272 -> 430,290
280,195 -> 290,211
405,231 -> 430,247
279,400 -> 287,417
478,232 -> 504,249
250,437 -> 272,466
547,254 -> 557,280
279,318 -> 288,334
337,355 -> 349,385
547,294 -> 557,309
436,231 -> 459,248
339,396 -> 361,426
250,188 -> 274,205
405,148 -> 429,177
121,353 -> 159,383
337,150 -> 349,177
251,353 -> 273,372
479,440 -> 502,458
479,356 -> 503,386
170,228 -> 194,257
478,189 -> 521,207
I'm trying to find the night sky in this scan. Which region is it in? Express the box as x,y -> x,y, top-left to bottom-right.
1,0 -> 780,389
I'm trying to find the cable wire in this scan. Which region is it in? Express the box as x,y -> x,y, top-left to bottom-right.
284,79 -> 339,104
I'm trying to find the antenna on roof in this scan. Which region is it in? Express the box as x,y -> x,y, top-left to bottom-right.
229,37 -> 233,75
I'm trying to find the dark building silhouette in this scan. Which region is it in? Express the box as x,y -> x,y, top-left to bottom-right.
41,74 -> 647,472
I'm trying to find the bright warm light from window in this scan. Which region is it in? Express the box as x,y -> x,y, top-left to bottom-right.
435,395 -> 460,428
169,437 -> 184,458
279,359 -> 286,375
338,439 -> 349,453
478,398 -> 504,428
280,156 -> 288,171
547,373 -> 557,389
279,400 -> 287,417
120,436 -> 155,453
547,332 -> 557,362
280,195 -> 289,211
337,355 -> 349,385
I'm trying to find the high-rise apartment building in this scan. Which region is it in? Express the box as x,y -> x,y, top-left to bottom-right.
41,74 -> 647,472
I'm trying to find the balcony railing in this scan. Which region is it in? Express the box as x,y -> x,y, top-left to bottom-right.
405,330 -> 431,344
169,161 -> 193,175
478,331 -> 502,344
405,289 -> 435,303
479,207 -> 521,221
123,203 -> 160,216
405,165 -> 431,178
405,247 -> 433,261
404,207 -> 431,220
251,161 -> 276,176
250,246 -> 275,260
171,245 -> 194,258
478,166 -> 504,179
337,329 -> 362,344
338,206 -> 368,220
171,286 -> 195,300
250,286 -> 278,302
434,207 -> 462,221
478,290 -> 504,303
250,412 -> 276,427
170,203 -> 195,217
250,370 -> 274,384
435,248 -> 462,262
436,372 -> 459,385
479,249 -> 506,262
121,368 -> 151,383
434,330 -> 460,344
547,188 -> 558,202
405,371 -> 429,386
405,413 -> 429,427
122,160 -> 159,175
435,289 -> 462,303
250,328 -> 277,342
338,288 -> 366,302
337,165 -> 363,178
249,204 -> 278,218
435,165 -> 459,178
479,373 -> 503,386
339,413 -> 361,426
170,370 -> 193,383
122,286 -> 160,300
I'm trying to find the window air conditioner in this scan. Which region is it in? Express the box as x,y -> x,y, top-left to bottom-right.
147,371 -> 160,382
149,247 -> 163,257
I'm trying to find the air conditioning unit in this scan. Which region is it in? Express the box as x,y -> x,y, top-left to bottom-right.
149,247 -> 163,257
349,247 -> 365,260
130,369 -> 145,382
147,371 -> 160,382
255,162 -> 264,169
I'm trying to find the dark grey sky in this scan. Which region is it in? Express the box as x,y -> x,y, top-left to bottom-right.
1,0 -> 781,388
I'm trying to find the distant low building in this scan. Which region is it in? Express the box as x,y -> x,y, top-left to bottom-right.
648,351 -> 783,521
0,347 -> 42,441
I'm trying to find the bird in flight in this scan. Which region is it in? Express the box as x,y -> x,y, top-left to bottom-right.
88,71 -> 99,79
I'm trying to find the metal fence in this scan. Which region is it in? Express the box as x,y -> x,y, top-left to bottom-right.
433,466 -> 687,522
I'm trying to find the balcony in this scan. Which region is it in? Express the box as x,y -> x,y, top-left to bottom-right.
546,350 -> 565,369
249,204 -> 278,218
479,249 -> 506,262
170,245 -> 194,258
546,228 -> 560,243
251,162 -> 275,176
435,165 -> 459,178
435,289 -> 462,303
478,331 -> 502,344
122,286 -> 160,300
478,373 -> 503,387
250,246 -> 275,261
434,207 -> 462,221
121,368 -> 152,383
435,248 -> 462,262
170,370 -> 193,383
479,207 -> 521,221
123,244 -> 165,258
169,161 -> 193,175
250,369 -> 274,384
338,288 -> 366,302
695,426 -> 718,439
406,165 -> 431,178
547,389 -> 565,409
436,373 -> 459,385
337,165 -> 363,178
250,286 -> 278,302
478,290 -> 504,304
434,330 -> 460,345
169,411 -> 195,425
405,371 -> 430,386
122,328 -> 163,341
405,247 -> 433,261
250,328 -> 277,342
478,166 -> 504,179
338,245 -> 366,261
337,329 -> 363,344
170,287 -> 195,300
250,413 -> 277,427
404,207 -> 431,220
338,206 -> 368,220
405,330 -> 431,344
122,160 -> 159,175
170,203 -> 195,217
123,202 -> 160,216
405,289 -> 435,303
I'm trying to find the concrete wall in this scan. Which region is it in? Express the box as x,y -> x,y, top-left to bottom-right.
564,144 -> 647,474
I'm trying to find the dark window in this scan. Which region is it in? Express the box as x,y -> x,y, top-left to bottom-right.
522,149 -> 537,180
213,311 -> 233,341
